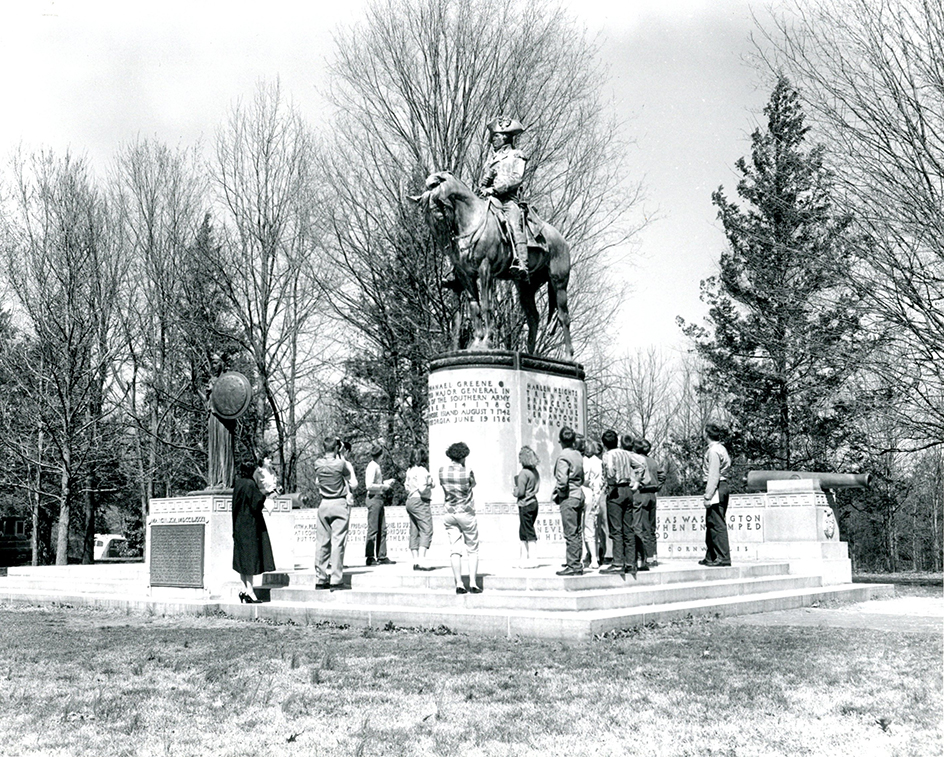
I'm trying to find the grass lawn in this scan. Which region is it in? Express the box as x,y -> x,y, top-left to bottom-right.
0,592 -> 939,757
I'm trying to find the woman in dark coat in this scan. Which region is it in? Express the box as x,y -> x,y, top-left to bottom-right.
232,461 -> 275,603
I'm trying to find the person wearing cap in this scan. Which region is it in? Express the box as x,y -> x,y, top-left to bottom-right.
364,443 -> 396,566
700,423 -> 732,567
479,116 -> 530,278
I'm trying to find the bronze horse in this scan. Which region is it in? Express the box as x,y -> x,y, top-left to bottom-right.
412,171 -> 573,357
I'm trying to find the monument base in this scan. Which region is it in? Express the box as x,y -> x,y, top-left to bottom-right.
290,480 -> 851,584
146,493 -> 296,598
427,351 -> 587,507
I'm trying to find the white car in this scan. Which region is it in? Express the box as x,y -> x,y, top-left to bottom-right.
93,534 -> 128,561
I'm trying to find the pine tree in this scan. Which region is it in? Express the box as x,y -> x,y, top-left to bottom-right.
680,76 -> 870,471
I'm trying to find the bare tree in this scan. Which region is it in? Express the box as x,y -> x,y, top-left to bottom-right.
112,138 -> 211,519
1,149 -> 125,564
589,346 -> 679,445
757,0 -> 944,447
327,0 -> 643,349
209,80 -> 331,489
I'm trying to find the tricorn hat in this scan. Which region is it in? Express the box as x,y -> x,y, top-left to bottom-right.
486,116 -> 524,136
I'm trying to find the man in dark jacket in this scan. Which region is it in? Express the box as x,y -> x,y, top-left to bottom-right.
554,426 -> 585,576
633,438 -> 666,568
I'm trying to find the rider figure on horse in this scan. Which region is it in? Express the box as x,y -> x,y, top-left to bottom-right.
479,116 -> 530,279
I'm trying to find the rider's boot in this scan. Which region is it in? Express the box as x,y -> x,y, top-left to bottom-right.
509,242 -> 529,279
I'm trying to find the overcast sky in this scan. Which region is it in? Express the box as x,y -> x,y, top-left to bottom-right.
0,0 -> 781,353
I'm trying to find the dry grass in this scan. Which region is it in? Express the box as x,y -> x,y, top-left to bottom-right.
0,602 -> 939,757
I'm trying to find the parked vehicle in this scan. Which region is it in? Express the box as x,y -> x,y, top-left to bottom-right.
94,534 -> 128,561
0,517 -> 29,567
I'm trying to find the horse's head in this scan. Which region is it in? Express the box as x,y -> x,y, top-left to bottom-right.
409,171 -> 467,228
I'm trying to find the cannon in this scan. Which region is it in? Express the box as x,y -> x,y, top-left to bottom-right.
746,470 -> 871,492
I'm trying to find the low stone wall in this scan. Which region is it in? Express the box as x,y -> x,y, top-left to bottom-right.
147,479 -> 851,595
293,482 -> 848,583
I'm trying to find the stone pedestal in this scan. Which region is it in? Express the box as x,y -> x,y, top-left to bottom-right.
657,479 -> 851,584
146,493 -> 295,598
292,503 -> 566,568
426,351 -> 587,506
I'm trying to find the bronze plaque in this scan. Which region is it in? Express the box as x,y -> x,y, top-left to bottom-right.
149,524 -> 205,588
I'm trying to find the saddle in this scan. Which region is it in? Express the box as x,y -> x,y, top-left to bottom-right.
485,197 -> 548,254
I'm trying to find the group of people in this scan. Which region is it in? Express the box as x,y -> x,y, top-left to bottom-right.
230,422 -> 732,601
520,422 -> 731,580
311,438 -> 483,595
512,427 -> 665,578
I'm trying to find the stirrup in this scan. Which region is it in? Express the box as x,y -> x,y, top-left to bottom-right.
509,260 -> 529,279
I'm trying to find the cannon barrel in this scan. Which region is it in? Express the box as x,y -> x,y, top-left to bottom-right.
746,470 -> 871,491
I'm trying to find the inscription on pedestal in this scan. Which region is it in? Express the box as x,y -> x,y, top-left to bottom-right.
149,524 -> 205,588
427,379 -> 513,425
657,512 -> 764,541
427,354 -> 588,507
525,382 -> 581,427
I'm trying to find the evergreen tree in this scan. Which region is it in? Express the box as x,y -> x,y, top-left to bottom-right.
680,76 -> 870,472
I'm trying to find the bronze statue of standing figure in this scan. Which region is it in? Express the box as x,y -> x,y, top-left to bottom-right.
204,358 -> 253,492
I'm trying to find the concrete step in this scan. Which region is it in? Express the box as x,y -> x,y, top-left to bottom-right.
2,564 -> 147,594
7,564 -> 146,579
267,561 -> 794,593
0,571 -> 895,640
243,583 -> 895,640
269,574 -> 823,611
583,583 -> 896,636
0,577 -> 146,594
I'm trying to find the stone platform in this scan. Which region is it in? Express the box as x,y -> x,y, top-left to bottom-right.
0,560 -> 892,640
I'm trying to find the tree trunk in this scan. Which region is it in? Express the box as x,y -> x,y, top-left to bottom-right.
911,503 -> 920,572
31,426 -> 43,566
82,468 -> 96,564
55,460 -> 71,565
932,452 -> 943,572
884,496 -> 898,573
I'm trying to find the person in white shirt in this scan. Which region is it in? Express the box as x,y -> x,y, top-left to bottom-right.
364,443 -> 396,566
580,439 -> 604,570
404,447 -> 435,571
253,453 -> 281,511
700,423 -> 732,567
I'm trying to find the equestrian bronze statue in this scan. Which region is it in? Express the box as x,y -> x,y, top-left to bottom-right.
413,170 -> 573,358
412,120 -> 573,358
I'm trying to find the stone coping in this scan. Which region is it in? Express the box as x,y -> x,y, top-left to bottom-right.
429,350 -> 585,380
